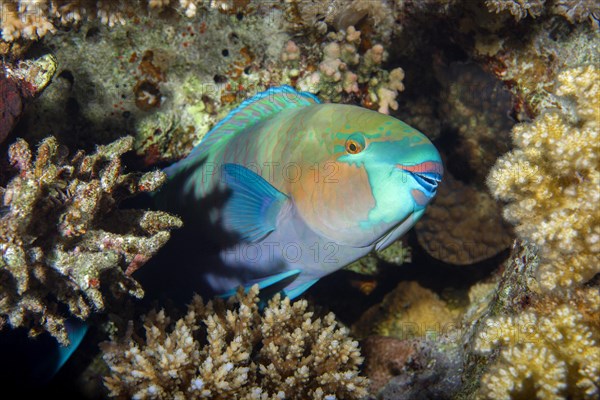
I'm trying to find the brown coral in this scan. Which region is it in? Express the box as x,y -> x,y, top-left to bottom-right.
102,285 -> 368,400
485,0 -> 546,20
416,173 -> 513,265
353,281 -> 459,340
0,136 -> 182,344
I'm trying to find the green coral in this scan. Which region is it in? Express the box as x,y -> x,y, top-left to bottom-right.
0,136 -> 182,344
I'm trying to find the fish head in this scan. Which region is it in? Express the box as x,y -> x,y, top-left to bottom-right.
289,105 -> 442,249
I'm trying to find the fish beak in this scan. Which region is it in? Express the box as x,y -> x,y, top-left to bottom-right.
396,161 -> 443,198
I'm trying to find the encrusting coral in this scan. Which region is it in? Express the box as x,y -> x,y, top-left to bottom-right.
352,281 -> 459,341
475,286 -> 600,399
416,173 -> 513,265
101,285 -> 368,400
487,65 -> 600,290
0,136 -> 182,344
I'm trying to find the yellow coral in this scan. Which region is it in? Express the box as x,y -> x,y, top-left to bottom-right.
352,281 -> 459,340
487,65 -> 600,290
475,287 -> 600,399
102,286 -> 368,399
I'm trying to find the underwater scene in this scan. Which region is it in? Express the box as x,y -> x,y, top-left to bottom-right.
0,1 -> 599,399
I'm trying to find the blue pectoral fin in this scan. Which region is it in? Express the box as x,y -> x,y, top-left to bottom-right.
221,163 -> 289,242
218,269 -> 301,300
283,279 -> 319,300
55,319 -> 88,374
32,319 -> 88,384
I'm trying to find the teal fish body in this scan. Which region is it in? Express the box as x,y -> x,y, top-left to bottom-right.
158,86 -> 442,299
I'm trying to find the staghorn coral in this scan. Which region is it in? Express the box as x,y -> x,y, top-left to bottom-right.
0,136 -> 182,344
475,286 -> 600,399
415,173 -> 513,265
102,285 -> 368,400
487,65 -> 600,290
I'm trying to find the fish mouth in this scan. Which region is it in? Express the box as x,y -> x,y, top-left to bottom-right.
374,214 -> 415,252
396,161 -> 443,196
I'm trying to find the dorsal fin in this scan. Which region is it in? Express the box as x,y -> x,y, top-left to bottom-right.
164,85 -> 320,179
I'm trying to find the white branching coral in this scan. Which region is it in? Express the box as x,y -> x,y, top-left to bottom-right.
475,287 -> 600,399
0,0 -> 202,41
487,65 -> 600,290
102,285 -> 368,400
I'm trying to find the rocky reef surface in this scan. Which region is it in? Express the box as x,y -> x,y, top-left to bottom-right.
0,1 -> 598,399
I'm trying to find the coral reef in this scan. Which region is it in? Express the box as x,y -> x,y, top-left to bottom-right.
0,136 -> 182,344
487,65 -> 600,290
475,286 -> 600,399
345,238 -> 411,276
436,62 -> 514,185
102,285 -> 368,399
470,18 -> 599,118
0,53 -> 56,143
484,0 -> 546,20
454,240 -> 600,400
362,335 -> 462,399
283,0 -> 395,41
16,3 -> 291,162
0,0 -> 203,42
352,281 -> 459,340
415,173 -> 513,265
295,27 -> 406,112
485,0 -> 600,23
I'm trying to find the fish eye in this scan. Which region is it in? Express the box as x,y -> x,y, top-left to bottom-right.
345,134 -> 365,154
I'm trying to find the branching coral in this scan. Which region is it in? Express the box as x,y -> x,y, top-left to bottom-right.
487,65 -> 600,290
0,0 -> 202,41
102,285 -> 368,399
295,26 -> 405,113
475,286 -> 600,399
0,136 -> 182,344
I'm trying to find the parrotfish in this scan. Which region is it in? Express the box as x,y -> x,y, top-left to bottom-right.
155,85 -> 442,300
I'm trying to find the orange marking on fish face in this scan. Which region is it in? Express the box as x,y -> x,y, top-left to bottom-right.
291,157 -> 376,245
